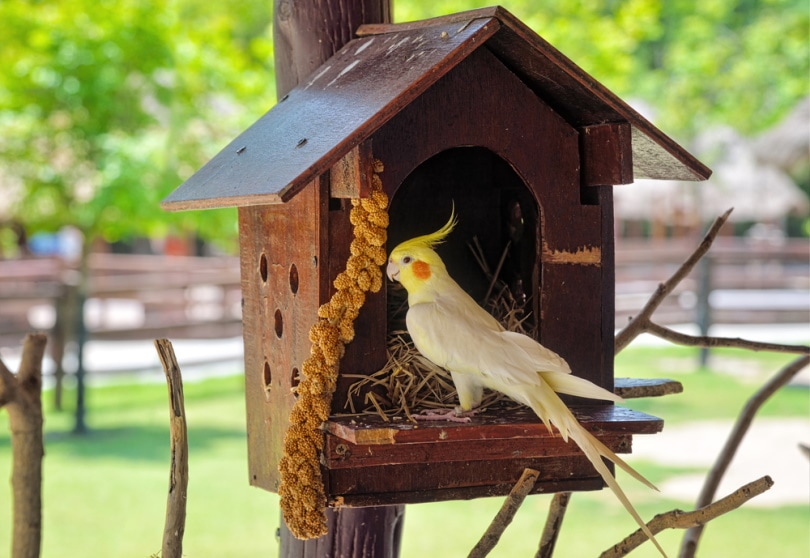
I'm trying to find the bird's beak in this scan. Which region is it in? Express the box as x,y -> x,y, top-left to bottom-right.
386,260 -> 400,282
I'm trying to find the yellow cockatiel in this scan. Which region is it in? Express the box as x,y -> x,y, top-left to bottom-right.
386,213 -> 666,557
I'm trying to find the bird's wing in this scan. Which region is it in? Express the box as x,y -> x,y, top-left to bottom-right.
500,330 -> 572,374
407,294 -> 544,388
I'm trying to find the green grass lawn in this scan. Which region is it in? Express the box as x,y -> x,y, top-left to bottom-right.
1,344 -> 808,557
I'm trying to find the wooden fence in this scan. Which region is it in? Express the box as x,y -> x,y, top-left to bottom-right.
1,237 -> 807,354
0,253 -> 242,349
615,237 -> 809,327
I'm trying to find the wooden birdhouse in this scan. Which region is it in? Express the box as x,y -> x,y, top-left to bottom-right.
163,6 -> 709,509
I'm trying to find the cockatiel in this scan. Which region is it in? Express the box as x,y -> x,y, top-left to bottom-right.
386,213 -> 667,557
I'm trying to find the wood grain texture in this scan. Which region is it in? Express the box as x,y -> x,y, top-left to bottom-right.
599,186 -> 616,392
162,17 -> 500,210
321,405 -> 662,504
326,406 -> 662,446
239,179 -> 327,492
280,505 -> 404,558
329,141 -> 373,199
581,122 -> 633,187
273,0 -> 392,98
328,455 -> 610,505
360,6 -> 709,182
154,339 -> 188,558
163,6 -> 709,212
332,478 -> 606,507
325,434 -> 633,470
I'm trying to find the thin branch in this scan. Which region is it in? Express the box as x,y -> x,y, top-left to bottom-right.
468,468 -> 540,558
644,322 -> 809,355
679,355 -> 809,558
602,475 -> 773,558
536,492 -> 571,558
154,339 -> 189,558
615,208 -> 733,354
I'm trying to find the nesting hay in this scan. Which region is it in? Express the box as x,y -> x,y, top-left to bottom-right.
338,238 -> 533,420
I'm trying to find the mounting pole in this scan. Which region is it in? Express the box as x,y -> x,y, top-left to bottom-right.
271,2 -> 404,557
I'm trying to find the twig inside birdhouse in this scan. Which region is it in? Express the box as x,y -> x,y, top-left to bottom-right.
339,238 -> 526,419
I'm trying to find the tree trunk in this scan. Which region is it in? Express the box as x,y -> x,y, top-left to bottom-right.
0,332 -> 47,558
271,1 -> 403,556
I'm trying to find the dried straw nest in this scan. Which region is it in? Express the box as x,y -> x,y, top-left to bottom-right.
339,239 -> 533,421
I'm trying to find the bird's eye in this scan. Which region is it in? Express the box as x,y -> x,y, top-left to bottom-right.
402,256 -> 412,264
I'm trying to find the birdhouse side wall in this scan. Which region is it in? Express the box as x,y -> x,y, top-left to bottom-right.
327,189 -> 389,416
239,179 -> 328,492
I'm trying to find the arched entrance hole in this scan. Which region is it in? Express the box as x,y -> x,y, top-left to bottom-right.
388,146 -> 540,334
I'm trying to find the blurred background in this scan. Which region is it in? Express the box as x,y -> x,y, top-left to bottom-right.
0,1 -> 807,557
1,0 -> 807,396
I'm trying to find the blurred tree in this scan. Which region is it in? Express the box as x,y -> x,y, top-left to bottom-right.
395,0 -> 809,139
2,0 -> 805,246
0,0 -> 276,252
2,0 -> 805,245
1,0 -> 806,423
0,0 -> 275,428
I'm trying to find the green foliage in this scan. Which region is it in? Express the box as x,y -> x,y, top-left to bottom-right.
1,0 -> 807,249
1,346 -> 808,556
396,0 -> 809,138
614,344 -> 810,423
0,0 -> 275,248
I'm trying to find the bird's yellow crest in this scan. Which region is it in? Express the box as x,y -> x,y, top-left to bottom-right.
387,209 -> 457,293
394,209 -> 457,254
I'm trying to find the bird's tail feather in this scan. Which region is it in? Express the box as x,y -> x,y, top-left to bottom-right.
528,394 -> 668,558
539,370 -> 623,403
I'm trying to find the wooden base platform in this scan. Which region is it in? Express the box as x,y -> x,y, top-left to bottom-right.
323,405 -> 662,506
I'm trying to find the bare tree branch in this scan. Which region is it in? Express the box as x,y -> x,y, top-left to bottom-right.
1,332 -> 47,558
468,468 -> 539,558
644,322 -> 809,355
154,339 -> 189,558
602,476 -> 773,558
615,208 -> 733,354
536,492 -> 571,558
678,355 -> 809,558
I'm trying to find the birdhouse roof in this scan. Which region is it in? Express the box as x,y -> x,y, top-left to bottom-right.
163,6 -> 711,211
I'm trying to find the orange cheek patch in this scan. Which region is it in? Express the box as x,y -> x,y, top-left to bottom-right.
412,260 -> 431,280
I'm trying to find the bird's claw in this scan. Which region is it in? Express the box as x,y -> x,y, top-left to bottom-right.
413,407 -> 478,423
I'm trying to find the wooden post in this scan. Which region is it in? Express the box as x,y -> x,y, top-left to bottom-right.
271,1 -> 404,556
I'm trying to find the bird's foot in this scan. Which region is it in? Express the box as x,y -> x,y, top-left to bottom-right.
413,407 -> 478,423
